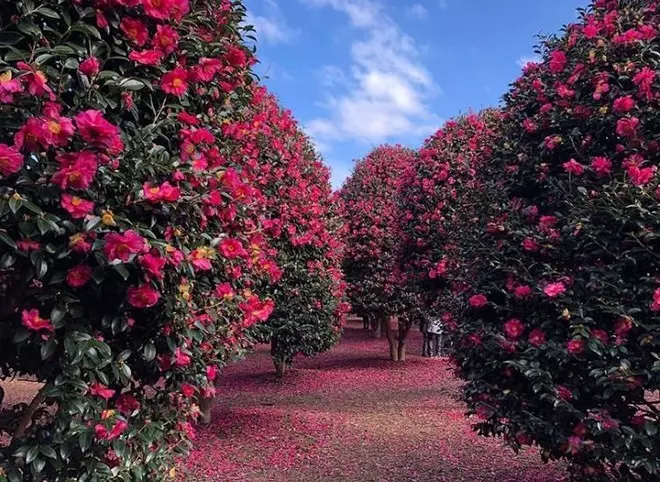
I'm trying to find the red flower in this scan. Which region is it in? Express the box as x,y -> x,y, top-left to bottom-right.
161,68 -> 189,97
514,285 -> 532,298
543,282 -> 566,298
143,0 -> 176,20
42,110 -> 76,148
16,62 -> 55,99
468,294 -> 488,308
140,253 -> 166,279
206,365 -> 217,381
239,296 -> 275,328
616,117 -> 640,138
633,67 -> 655,100
591,329 -> 609,344
95,420 -> 127,441
120,17 -> 149,46
177,111 -> 199,125
69,233 -> 92,253
590,156 -> 612,177
142,181 -> 180,202
116,394 -> 140,415
103,230 -> 145,262
191,57 -> 222,82
61,194 -> 94,219
219,237 -> 248,259
651,288 -> 660,312
79,57 -> 100,77
567,338 -> 585,355
563,159 -> 584,175
128,49 -> 164,66
503,318 -> 525,340
66,264 -> 93,288
214,282 -> 235,299
225,46 -> 248,68
89,382 -> 116,400
21,309 -> 54,332
74,110 -> 122,149
556,385 -> 573,401
528,328 -> 546,347
14,117 -> 48,152
613,96 -> 635,114
627,165 -> 655,186
0,71 -> 23,103
126,284 -> 161,308
548,50 -> 567,73
0,143 -> 23,176
174,348 -> 191,367
522,238 -> 539,252
181,383 -> 196,398
614,317 -> 633,337
152,25 -> 179,54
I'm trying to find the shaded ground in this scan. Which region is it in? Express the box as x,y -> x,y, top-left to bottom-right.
181,322 -> 567,482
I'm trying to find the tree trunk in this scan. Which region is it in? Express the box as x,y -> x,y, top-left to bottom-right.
372,314 -> 382,338
397,318 -> 411,363
382,315 -> 398,361
12,385 -> 46,442
199,396 -> 213,425
274,360 -> 286,378
363,315 -> 370,330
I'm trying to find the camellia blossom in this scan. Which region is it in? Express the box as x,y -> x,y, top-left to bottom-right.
543,282 -> 566,298
21,309 -> 54,332
61,194 -> 95,219
563,158 -> 584,175
94,420 -> 127,441
613,95 -> 635,113
89,382 -> 116,400
128,49 -> 164,66
152,25 -> 179,53
590,156 -> 612,177
120,17 -> 149,46
181,383 -> 196,398
651,288 -> 660,312
528,328 -> 546,347
16,62 -> 55,99
161,67 -> 189,97
116,394 -> 140,415
514,285 -> 532,298
103,230 -> 145,262
616,117 -> 640,138
142,181 -> 180,203
66,264 -> 93,288
74,110 -> 121,148
0,71 -> 23,103
126,284 -> 161,308
140,253 -> 166,280
567,338 -> 585,355
219,237 -> 248,259
627,165 -> 656,186
503,318 -> 525,340
468,294 -> 488,308
0,143 -> 23,176
548,50 -> 568,73
79,57 -> 100,77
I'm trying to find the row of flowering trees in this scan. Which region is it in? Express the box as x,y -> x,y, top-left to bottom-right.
341,0 -> 658,479
0,0 -> 345,480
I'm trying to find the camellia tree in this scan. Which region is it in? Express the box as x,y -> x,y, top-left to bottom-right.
221,87 -> 347,377
341,145 -> 420,361
0,0 -> 279,480
444,0 -> 660,479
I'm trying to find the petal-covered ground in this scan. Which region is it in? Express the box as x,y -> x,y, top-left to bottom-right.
181,321 -> 567,482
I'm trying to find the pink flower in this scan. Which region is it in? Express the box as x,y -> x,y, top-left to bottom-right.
191,57 -> 222,82
161,68 -> 189,97
590,156 -> 612,177
95,420 -> 127,441
79,57 -> 100,77
126,284 -> 161,308
627,165 -> 655,186
503,318 -> 525,340
567,338 -> 585,355
152,25 -> 179,54
514,285 -> 532,298
591,329 -> 609,344
89,382 -> 116,400
74,110 -> 121,149
0,143 -> 23,176
468,294 -> 488,308
16,62 -> 54,99
21,309 -> 54,332
543,282 -> 566,298
219,238 -> 248,259
142,181 -> 180,203
613,96 -> 635,113
174,348 -> 191,367
143,0 -> 178,19
0,71 -> 23,103
120,17 -> 149,46
66,264 -> 93,288
128,49 -> 164,66
140,253 -> 166,280
116,394 -> 140,415
556,385 -> 573,401
103,230 -> 145,262
528,328 -> 546,347
61,194 -> 94,219
544,135 -> 562,150
181,383 -> 196,398
548,50 -> 567,73
616,117 -> 640,138
633,67 -> 655,100
214,282 -> 235,299
206,365 -> 218,381
14,118 -> 48,152
563,159 -> 584,175
522,238 -> 539,252
651,288 -> 660,312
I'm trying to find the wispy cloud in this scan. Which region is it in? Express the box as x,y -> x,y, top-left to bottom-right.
299,0 -> 440,144
245,0 -> 297,44
406,3 -> 428,19
517,54 -> 541,68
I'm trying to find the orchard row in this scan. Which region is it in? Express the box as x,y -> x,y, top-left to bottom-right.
341,0 -> 659,480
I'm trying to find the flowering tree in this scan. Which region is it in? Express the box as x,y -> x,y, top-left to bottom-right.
222,88 -> 347,376
341,146 -> 419,361
445,1 -> 660,479
0,0 -> 278,479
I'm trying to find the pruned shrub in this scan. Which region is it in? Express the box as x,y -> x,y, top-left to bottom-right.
0,0 -> 277,479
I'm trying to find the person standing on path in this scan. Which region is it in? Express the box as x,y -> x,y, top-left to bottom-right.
424,314 -> 444,357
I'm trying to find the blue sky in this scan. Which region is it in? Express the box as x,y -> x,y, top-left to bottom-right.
243,0 -> 585,188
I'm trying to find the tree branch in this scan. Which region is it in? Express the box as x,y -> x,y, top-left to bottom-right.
11,384 -> 47,442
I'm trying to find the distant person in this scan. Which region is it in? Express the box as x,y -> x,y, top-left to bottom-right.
424,314 -> 444,357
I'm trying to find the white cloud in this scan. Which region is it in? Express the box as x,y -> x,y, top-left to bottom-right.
299,0 -> 440,144
517,54 -> 541,68
407,3 -> 428,19
245,0 -> 296,44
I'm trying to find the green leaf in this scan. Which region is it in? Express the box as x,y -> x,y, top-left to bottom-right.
22,201 -> 42,215
17,21 -> 41,39
70,23 -> 101,40
113,264 -> 130,281
26,445 -> 39,464
40,445 -> 57,459
8,197 -> 21,214
35,7 -> 60,19
0,232 -> 17,250
13,328 -> 30,344
41,339 -> 57,360
79,431 -> 91,453
118,79 -> 147,91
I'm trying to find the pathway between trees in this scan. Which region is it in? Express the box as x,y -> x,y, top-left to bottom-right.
182,321 -> 567,482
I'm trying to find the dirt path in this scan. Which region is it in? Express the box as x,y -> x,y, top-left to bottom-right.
181,321 -> 567,482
